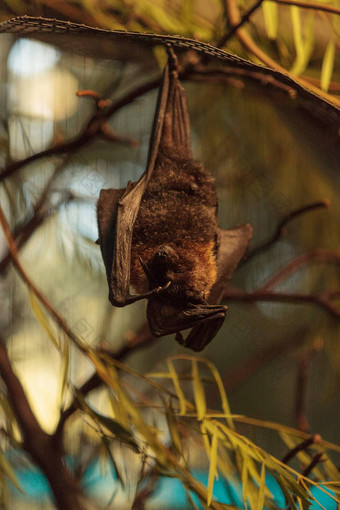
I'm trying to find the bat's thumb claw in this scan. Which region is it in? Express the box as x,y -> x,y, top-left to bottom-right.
157,281 -> 171,293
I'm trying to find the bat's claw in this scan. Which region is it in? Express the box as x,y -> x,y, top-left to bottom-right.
155,281 -> 171,294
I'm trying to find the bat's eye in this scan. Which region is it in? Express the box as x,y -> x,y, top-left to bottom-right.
173,269 -> 183,274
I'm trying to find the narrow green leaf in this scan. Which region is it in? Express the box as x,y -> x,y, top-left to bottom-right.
0,452 -> 22,492
167,360 -> 187,415
273,473 -> 298,510
262,1 -> 278,40
192,360 -> 206,421
290,10 -> 315,75
108,393 -> 129,431
200,421 -> 212,458
321,39 -> 335,92
60,337 -> 69,402
256,463 -> 266,510
101,435 -> 124,488
29,291 -> 59,348
207,427 -> 218,507
208,361 -> 234,430
241,454 -> 249,509
291,6 -> 304,56
165,400 -> 182,456
92,410 -> 140,452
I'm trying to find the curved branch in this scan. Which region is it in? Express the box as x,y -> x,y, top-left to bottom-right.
224,287 -> 340,318
244,201 -> 330,263
257,249 -> 340,291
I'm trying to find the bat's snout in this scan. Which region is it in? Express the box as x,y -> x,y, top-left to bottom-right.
147,245 -> 178,279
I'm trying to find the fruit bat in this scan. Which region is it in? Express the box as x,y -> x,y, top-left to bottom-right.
97,47 -> 252,351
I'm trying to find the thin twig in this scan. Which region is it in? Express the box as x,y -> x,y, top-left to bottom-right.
0,191 -> 76,274
217,0 -> 265,47
0,204 -> 86,352
282,434 -> 322,464
244,201 -> 330,264
186,65 -> 297,97
221,329 -> 304,393
295,339 -> 323,432
224,287 -> 340,319
0,77 -> 162,183
256,249 -> 340,292
302,453 -> 324,478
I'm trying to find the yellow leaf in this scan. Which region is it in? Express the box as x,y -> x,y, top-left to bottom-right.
321,39 -> 335,92
165,401 -> 182,456
60,336 -> 69,401
262,1 -> 278,40
29,291 -> 59,348
291,6 -> 303,58
242,454 -> 249,509
256,463 -> 266,510
0,451 -> 22,492
192,360 -> 206,421
208,361 -> 234,430
207,426 -> 218,507
167,360 -> 187,415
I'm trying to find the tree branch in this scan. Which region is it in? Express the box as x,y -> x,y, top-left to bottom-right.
224,287 -> 340,319
282,434 -> 322,464
217,0 -> 265,47
256,249 -> 340,292
0,77 -> 162,183
221,328 -> 305,393
295,339 -> 323,432
244,201 -> 330,264
0,333 -> 85,509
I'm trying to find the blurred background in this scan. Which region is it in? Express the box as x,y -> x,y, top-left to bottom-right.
0,1 -> 339,508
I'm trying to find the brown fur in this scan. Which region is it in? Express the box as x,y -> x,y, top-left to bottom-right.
130,149 -> 219,303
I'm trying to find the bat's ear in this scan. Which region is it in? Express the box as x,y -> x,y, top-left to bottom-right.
147,297 -> 227,351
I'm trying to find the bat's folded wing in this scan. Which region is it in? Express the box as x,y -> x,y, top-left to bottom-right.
97,188 -> 125,284
147,298 -> 227,351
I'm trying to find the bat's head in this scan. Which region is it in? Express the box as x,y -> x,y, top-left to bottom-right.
144,243 -> 217,304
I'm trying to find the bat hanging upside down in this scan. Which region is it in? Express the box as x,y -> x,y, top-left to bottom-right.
97,47 -> 252,351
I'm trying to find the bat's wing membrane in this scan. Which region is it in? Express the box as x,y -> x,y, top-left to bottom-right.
208,224 -> 253,304
180,224 -> 253,351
